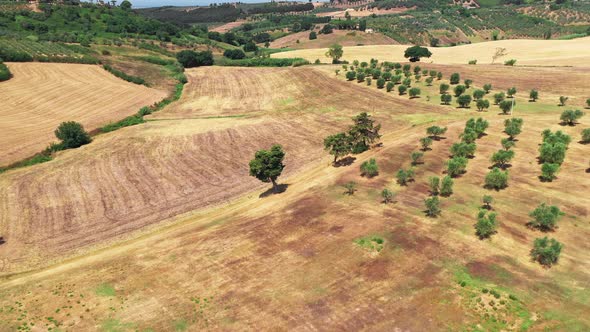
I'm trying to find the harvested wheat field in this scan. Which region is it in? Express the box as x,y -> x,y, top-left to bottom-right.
0,62 -> 167,166
0,66 -> 432,273
1,59 -> 589,330
273,37 -> 590,66
269,29 -> 398,50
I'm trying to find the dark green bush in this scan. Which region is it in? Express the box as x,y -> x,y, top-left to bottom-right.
103,64 -> 146,85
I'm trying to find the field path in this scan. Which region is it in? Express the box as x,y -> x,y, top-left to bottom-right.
0,62 -> 167,166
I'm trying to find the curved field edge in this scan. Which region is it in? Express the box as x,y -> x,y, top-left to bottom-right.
0,62 -> 167,166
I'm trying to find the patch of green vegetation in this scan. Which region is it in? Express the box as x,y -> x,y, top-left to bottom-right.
173,319 -> 188,331
100,318 -> 136,332
354,235 -> 385,252
95,283 -> 116,297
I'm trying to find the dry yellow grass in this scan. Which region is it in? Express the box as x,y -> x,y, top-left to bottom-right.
269,29 -> 398,50
273,36 -> 590,66
0,62 -> 167,166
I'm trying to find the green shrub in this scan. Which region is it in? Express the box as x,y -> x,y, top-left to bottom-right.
420,137 -> 433,151
483,84 -> 492,94
454,85 -> 466,97
504,59 -> 517,66
450,72 -> 460,85
472,89 -> 485,100
441,94 -> 452,105
468,59 -> 477,65
464,79 -> 473,88
218,57 -> 308,67
103,64 -> 146,85
499,100 -> 513,114
581,128 -> 590,143
507,87 -> 517,98
428,176 -> 440,195
529,89 -> 539,102
504,118 -> 523,140
482,195 -> 493,209
346,71 -> 356,81
376,78 -> 386,89
457,95 -> 472,108
490,150 -> 514,168
398,84 -> 407,95
450,142 -> 476,158
343,181 -> 357,195
54,121 -> 91,149
381,188 -> 395,203
410,151 -> 424,165
559,95 -> 568,106
386,81 -> 394,92
476,99 -> 490,112
409,87 -> 421,98
494,92 -> 505,105
0,61 -> 11,81
101,115 -> 145,133
439,83 -> 450,94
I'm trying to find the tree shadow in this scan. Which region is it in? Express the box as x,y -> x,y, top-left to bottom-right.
558,121 -> 577,127
578,140 -> 589,145
586,168 -> 590,173
259,184 -> 290,198
334,156 -> 356,167
0,237 -> 5,245
488,163 -> 512,170
538,176 -> 555,182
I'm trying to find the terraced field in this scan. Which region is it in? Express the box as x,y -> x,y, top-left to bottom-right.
0,62 -> 166,166
273,37 -> 590,66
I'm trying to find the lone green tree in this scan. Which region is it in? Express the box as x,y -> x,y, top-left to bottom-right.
55,121 -> 91,149
440,83 -> 450,94
507,87 -> 517,98
427,126 -> 447,140
404,45 -> 432,62
441,94 -> 452,105
483,84 -> 492,94
381,188 -> 395,204
529,89 -> 539,102
428,176 -> 440,196
249,144 -> 286,193
396,168 -> 415,185
325,44 -> 343,63
450,73 -> 460,85
324,133 -> 352,164
491,150 -> 515,169
420,137 -> 433,151
360,158 -> 379,177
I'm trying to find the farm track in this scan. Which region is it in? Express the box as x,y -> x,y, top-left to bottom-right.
0,62 -> 167,166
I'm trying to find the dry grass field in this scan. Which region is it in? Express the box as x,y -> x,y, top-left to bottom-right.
1,45 -> 589,330
273,36 -> 590,66
269,29 -> 398,50
0,62 -> 167,166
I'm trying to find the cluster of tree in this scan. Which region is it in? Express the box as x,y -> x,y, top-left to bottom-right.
324,113 -> 381,164
138,4 -> 241,24
538,130 -> 571,182
247,2 -> 314,15
223,49 -> 246,60
176,50 -> 214,68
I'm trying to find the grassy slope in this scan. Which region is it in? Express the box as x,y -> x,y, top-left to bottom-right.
1,59 -> 589,330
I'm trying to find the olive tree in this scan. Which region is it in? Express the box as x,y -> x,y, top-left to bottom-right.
485,167 -> 508,190
440,176 -> 453,197
325,43 -> 343,63
343,181 -> 357,195
464,79 -> 473,88
499,100 -> 513,114
424,196 -> 441,217
450,73 -> 460,85
410,151 -> 424,165
420,137 -> 433,151
396,168 -> 415,185
439,83 -> 450,94
504,118 -> 523,140
409,87 -> 421,98
450,142 -> 476,158
529,203 -> 563,231
472,89 -> 485,100
476,99 -> 490,112
441,94 -> 452,105
427,126 -> 447,140
507,87 -> 517,98
386,81 -> 394,92
529,89 -> 539,102
475,210 -> 498,239
483,83 -> 492,94
454,85 -> 466,97
346,71 -> 356,81
482,195 -> 493,210
491,150 -> 515,168
493,92 -> 505,105
457,95 -> 472,108
581,128 -> 590,143
360,158 -> 379,177
398,84 -> 408,95
249,144 -> 286,193
428,176 -> 440,195
560,109 -> 584,126
501,138 -> 515,150
531,237 -> 562,267
447,157 -> 468,177
540,163 -> 560,182
559,96 -> 568,106
382,188 -> 396,204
